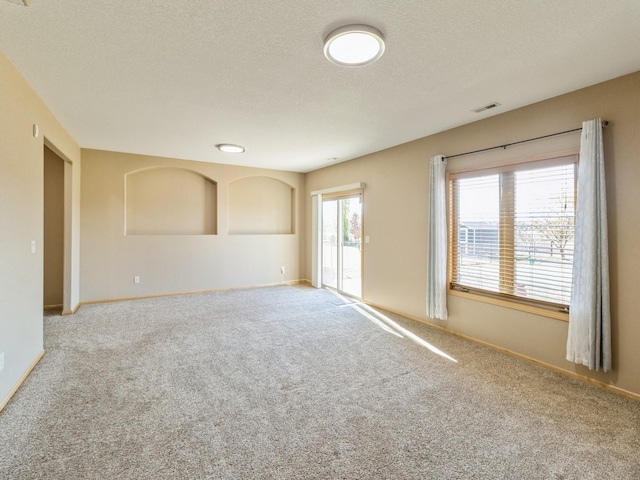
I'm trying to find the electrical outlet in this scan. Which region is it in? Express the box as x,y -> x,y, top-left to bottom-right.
0,352 -> 4,372
280,266 -> 285,275
134,276 -> 140,284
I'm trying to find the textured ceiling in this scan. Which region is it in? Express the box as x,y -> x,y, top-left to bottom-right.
1,1 -> 639,172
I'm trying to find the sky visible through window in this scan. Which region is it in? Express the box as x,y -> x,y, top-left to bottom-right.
455,163 -> 575,305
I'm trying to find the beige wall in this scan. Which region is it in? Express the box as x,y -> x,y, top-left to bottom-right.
228,176 -> 294,235
305,72 -> 640,397
43,146 -> 65,306
126,167 -> 218,235
80,149 -> 305,302
0,51 -> 81,406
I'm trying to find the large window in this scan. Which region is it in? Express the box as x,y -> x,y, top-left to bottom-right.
449,154 -> 577,311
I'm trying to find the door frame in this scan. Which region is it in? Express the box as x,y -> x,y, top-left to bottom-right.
43,139 -> 74,315
321,193 -> 362,296
310,182 -> 365,297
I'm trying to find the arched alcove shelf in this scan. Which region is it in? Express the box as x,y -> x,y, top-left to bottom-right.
228,176 -> 294,235
125,167 -> 217,235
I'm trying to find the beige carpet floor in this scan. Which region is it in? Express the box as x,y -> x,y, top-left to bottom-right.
1,285 -> 639,479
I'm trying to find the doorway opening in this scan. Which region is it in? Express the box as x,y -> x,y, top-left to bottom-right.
43,145 -> 64,311
43,141 -> 73,315
322,193 -> 362,298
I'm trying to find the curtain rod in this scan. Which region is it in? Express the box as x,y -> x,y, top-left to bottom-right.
443,120 -> 609,160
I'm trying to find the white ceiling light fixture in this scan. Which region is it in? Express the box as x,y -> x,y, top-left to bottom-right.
323,24 -> 385,67
216,143 -> 245,154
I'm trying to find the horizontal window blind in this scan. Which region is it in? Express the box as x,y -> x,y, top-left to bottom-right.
450,158 -> 576,309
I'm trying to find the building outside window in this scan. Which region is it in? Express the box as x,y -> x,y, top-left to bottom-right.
449,154 -> 577,310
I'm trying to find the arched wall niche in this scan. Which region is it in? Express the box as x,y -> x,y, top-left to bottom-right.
228,176 -> 295,235
125,167 -> 217,235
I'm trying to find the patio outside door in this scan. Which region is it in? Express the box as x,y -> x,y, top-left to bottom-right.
321,194 -> 362,298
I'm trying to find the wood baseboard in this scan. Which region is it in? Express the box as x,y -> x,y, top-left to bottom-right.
43,304 -> 63,310
363,300 -> 640,403
61,303 -> 80,316
0,349 -> 45,413
78,280 -> 309,308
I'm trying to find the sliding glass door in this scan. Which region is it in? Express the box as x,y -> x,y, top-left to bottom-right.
322,194 -> 362,298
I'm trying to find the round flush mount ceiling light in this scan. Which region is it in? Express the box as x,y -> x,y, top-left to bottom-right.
216,143 -> 245,154
323,24 -> 385,67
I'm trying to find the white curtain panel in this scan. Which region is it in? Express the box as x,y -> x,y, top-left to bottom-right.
566,118 -> 611,372
427,155 -> 448,320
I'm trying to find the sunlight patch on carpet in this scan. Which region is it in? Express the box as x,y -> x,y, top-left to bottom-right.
352,303 -> 458,363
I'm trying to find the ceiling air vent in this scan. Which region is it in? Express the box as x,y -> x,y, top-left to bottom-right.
472,102 -> 501,114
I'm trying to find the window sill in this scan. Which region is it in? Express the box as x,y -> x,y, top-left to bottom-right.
448,288 -> 569,322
